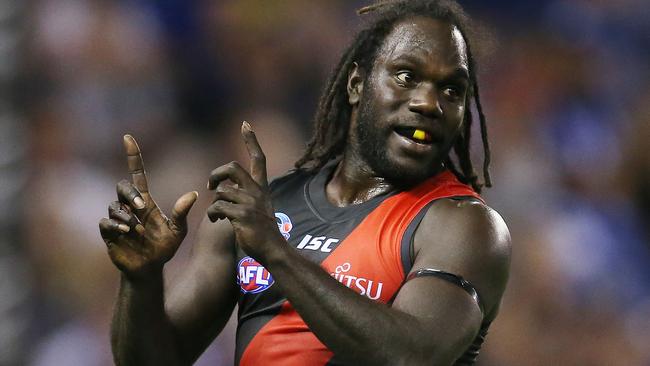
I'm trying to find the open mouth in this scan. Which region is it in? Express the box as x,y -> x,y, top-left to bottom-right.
394,127 -> 433,144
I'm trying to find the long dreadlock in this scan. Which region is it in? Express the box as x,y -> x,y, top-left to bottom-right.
294,0 -> 492,193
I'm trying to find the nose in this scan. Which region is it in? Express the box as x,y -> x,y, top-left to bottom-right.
408,84 -> 443,118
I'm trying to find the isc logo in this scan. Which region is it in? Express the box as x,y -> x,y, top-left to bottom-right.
296,234 -> 340,253
237,257 -> 274,294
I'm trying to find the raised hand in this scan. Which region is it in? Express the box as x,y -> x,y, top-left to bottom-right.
206,121 -> 284,262
99,135 -> 198,279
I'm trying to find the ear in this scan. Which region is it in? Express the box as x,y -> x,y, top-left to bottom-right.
347,62 -> 363,106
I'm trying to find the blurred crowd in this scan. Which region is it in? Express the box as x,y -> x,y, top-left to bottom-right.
1,0 -> 649,365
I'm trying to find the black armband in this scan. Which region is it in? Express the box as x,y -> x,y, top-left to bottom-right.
405,268 -> 484,316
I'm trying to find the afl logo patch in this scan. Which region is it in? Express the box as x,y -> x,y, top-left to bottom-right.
238,257 -> 274,294
275,212 -> 293,240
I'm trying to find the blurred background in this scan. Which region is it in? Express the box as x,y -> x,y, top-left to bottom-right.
1,0 -> 649,364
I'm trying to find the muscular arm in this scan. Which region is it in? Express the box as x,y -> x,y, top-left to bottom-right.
261,199 -> 511,365
166,217 -> 239,363
111,217 -> 238,366
112,266 -> 177,365
103,135 -> 238,366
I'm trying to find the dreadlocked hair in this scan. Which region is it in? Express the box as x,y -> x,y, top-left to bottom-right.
294,0 -> 492,193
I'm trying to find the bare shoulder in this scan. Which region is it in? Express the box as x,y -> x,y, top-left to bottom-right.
412,198 -> 512,318
415,198 -> 511,264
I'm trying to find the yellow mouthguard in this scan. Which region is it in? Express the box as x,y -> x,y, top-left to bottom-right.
412,129 -> 426,141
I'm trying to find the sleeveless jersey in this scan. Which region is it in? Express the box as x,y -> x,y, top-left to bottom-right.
234,160 -> 488,365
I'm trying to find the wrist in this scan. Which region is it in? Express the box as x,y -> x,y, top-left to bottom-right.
257,235 -> 295,271
121,265 -> 164,288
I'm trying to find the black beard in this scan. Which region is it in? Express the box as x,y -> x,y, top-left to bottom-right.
354,86 -> 442,188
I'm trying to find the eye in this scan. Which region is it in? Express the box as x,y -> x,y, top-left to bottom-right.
395,71 -> 415,86
442,85 -> 464,100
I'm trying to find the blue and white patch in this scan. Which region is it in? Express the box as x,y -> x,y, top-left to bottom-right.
275,212 -> 293,240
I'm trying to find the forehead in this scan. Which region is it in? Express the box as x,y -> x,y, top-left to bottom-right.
375,16 -> 468,71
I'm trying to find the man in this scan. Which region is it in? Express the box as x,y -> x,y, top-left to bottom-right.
99,1 -> 511,365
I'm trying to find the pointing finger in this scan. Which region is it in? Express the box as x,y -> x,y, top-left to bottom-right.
241,121 -> 268,188
123,135 -> 150,196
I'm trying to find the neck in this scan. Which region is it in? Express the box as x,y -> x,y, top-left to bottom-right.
325,152 -> 394,207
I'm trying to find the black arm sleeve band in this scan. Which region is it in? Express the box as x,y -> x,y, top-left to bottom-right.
405,268 -> 484,316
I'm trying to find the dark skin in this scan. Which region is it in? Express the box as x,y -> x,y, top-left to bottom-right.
100,17 -> 510,366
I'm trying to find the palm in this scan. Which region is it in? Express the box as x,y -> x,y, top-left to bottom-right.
124,208 -> 178,269
101,135 -> 197,277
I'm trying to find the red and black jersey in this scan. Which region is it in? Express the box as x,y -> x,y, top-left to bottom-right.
234,160 -> 487,365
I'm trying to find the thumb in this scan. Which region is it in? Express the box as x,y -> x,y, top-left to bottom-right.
170,191 -> 199,231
